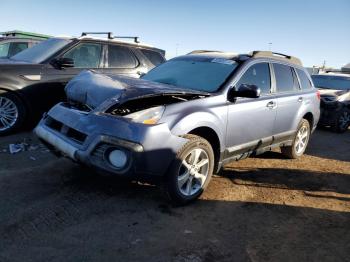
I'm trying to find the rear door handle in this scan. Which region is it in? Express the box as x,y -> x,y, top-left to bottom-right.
266,101 -> 276,109
298,97 -> 303,102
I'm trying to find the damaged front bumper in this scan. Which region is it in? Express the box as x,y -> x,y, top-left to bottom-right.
35,102 -> 188,178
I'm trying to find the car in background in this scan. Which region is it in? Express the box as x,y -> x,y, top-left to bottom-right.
0,32 -> 165,135
35,51 -> 320,204
0,30 -> 50,58
312,73 -> 350,132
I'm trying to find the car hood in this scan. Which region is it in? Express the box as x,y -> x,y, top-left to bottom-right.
0,58 -> 32,64
65,70 -> 210,109
0,58 -> 42,71
318,88 -> 350,102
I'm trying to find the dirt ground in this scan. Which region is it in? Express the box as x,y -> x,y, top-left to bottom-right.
0,128 -> 349,262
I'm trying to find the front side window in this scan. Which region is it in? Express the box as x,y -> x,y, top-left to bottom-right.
8,42 -> 28,57
273,64 -> 297,92
236,63 -> 271,94
63,43 -> 102,68
296,69 -> 313,89
311,75 -> 350,90
108,45 -> 138,68
0,42 -> 10,57
142,58 -> 238,92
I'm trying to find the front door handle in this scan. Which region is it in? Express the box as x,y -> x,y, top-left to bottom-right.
266,101 -> 276,109
298,97 -> 303,102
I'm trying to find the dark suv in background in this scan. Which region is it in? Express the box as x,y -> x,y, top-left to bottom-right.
312,73 -> 350,132
0,32 -> 165,135
0,30 -> 50,58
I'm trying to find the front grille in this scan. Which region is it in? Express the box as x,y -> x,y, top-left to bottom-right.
91,144 -> 109,160
45,116 -> 87,144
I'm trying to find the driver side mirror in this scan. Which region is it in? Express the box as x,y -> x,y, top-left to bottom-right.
51,57 -> 74,69
228,84 -> 261,102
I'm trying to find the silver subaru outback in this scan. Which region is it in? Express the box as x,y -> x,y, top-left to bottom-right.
35,50 -> 320,205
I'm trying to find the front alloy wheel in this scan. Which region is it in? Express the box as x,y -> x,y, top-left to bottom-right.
165,134 -> 214,205
334,109 -> 350,133
178,148 -> 210,196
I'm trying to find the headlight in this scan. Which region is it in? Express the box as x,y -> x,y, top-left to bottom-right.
126,106 -> 165,125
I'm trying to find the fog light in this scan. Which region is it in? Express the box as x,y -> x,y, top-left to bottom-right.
108,149 -> 128,169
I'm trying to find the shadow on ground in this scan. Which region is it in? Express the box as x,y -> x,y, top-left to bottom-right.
306,128 -> 350,162
0,162 -> 349,262
220,167 -> 350,199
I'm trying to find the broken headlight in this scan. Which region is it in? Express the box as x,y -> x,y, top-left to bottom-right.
126,106 -> 165,125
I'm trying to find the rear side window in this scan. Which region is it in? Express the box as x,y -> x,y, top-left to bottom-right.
140,49 -> 165,66
296,69 -> 313,89
236,63 -> 271,94
108,45 -> 138,68
273,64 -> 297,92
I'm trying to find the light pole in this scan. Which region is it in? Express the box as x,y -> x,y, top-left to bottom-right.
268,42 -> 272,51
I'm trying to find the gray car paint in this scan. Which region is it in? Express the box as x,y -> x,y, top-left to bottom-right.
35,55 -> 320,178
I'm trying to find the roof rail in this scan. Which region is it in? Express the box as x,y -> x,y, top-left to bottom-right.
250,51 -> 302,66
81,32 -> 140,43
187,50 -> 223,55
0,30 -> 51,40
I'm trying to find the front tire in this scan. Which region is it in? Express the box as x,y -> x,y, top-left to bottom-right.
0,92 -> 26,136
164,134 -> 214,205
331,108 -> 350,133
281,119 -> 310,159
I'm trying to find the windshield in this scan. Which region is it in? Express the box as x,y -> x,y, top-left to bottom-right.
11,38 -> 72,63
312,75 -> 350,90
142,58 -> 238,92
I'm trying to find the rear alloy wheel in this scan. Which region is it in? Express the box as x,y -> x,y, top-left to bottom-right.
164,134 -> 214,205
0,92 -> 26,135
281,119 -> 310,159
333,109 -> 350,133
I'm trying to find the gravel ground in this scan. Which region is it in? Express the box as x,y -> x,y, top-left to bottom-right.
0,129 -> 349,262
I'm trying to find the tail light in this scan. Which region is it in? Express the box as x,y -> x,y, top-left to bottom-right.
316,90 -> 321,100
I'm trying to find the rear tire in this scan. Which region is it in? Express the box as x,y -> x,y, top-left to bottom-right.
164,134 -> 214,206
281,119 -> 310,159
0,91 -> 26,136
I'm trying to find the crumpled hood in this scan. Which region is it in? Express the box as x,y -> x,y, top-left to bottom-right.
65,70 -> 210,108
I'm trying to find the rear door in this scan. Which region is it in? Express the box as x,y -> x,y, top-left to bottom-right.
99,44 -> 145,78
272,63 -> 303,141
226,62 -> 277,156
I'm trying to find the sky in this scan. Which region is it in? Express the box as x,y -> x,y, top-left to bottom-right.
1,0 -> 349,68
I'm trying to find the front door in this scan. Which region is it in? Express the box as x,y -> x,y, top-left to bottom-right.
226,62 -> 277,157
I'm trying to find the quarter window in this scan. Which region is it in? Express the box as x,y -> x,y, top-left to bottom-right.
108,45 -> 138,68
236,63 -> 271,94
140,49 -> 165,66
273,64 -> 297,92
296,69 -> 313,89
63,43 -> 102,68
